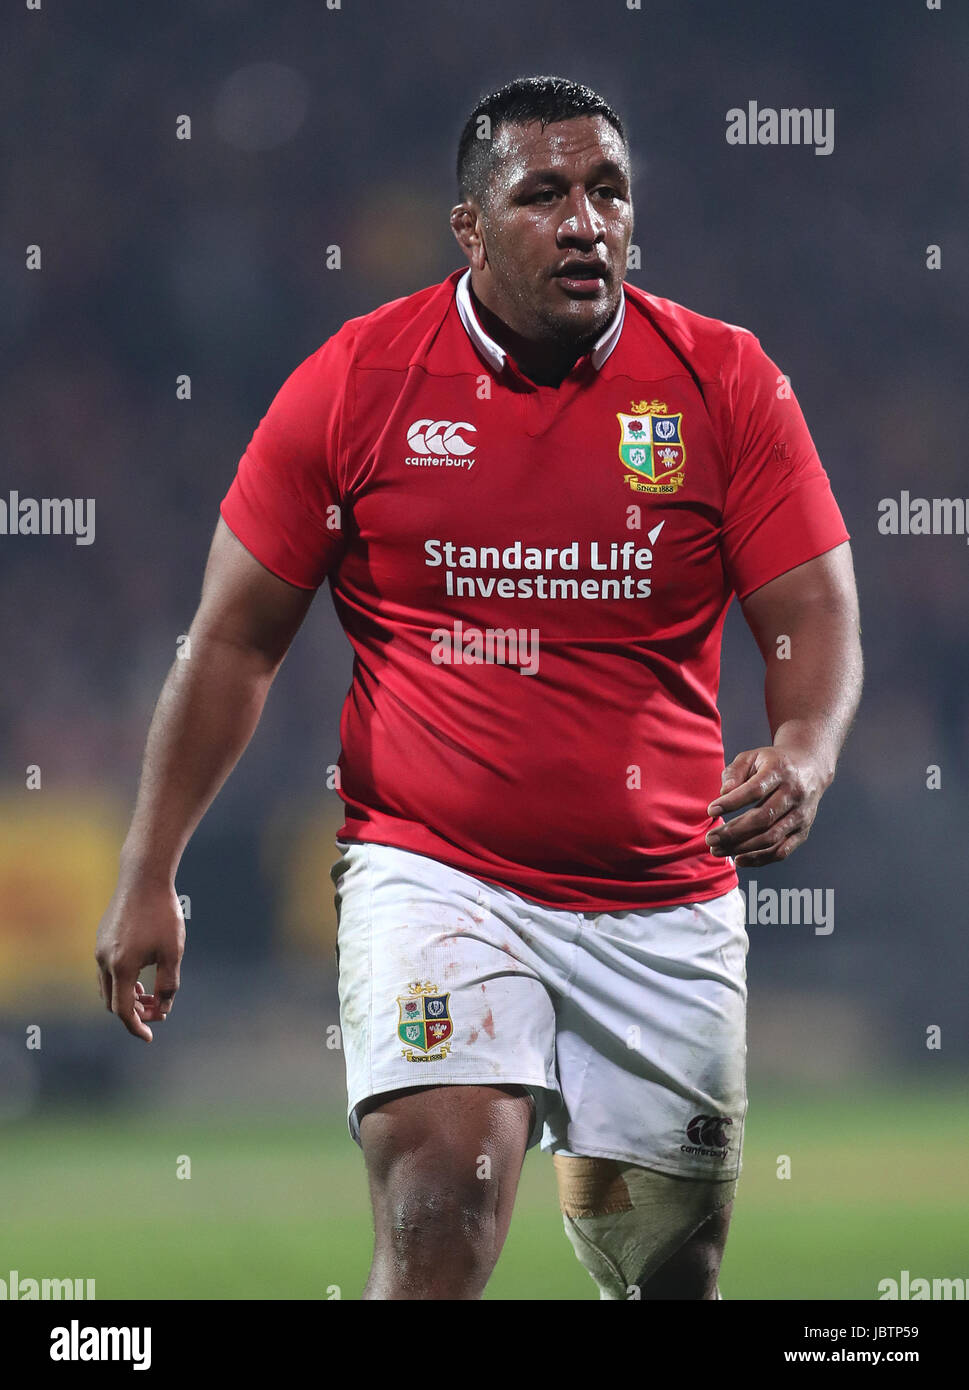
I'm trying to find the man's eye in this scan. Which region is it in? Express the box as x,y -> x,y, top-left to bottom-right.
530,189 -> 558,202
595,187 -> 621,200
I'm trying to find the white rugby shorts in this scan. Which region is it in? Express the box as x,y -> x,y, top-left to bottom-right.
330,839 -> 748,1180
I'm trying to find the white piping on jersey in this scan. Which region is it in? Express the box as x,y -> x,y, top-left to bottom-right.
455,267 -> 625,374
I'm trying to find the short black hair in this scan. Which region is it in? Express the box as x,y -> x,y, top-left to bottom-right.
456,75 -> 627,207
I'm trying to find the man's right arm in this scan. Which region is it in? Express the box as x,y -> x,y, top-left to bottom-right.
95,518 -> 316,1041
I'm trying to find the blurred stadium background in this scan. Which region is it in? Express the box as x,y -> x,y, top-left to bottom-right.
2,0 -> 967,1299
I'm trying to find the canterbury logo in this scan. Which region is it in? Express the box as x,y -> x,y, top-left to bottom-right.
686,1115 -> 732,1148
406,419 -> 477,456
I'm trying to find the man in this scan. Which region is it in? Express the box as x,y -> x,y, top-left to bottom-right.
96,76 -> 862,1300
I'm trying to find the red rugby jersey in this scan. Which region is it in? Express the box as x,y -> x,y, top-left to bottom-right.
221,267 -> 849,909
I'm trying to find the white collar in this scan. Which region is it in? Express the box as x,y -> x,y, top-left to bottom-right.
455,266 -> 625,374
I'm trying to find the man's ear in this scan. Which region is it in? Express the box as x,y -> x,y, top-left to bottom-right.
450,202 -> 488,271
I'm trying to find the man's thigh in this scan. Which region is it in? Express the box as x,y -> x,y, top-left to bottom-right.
331,840 -> 561,1149
553,1152 -> 737,1299
360,1082 -> 535,1204
358,1082 -> 535,1299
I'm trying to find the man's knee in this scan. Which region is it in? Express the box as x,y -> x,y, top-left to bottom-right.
382,1175 -> 500,1264
640,1202 -> 732,1300
361,1084 -> 533,1289
553,1153 -> 736,1300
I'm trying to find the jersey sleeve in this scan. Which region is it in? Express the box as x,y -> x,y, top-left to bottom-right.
219,328 -> 355,589
718,329 -> 849,601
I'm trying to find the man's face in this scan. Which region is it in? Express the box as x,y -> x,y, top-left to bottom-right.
462,115 -> 633,346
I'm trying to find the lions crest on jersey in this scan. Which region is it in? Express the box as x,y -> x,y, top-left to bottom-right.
617,401 -> 686,493
397,982 -> 453,1061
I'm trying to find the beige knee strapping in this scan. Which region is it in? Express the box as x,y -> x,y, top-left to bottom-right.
553,1153 -> 736,1300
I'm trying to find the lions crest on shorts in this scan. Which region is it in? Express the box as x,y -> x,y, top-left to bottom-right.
617,400 -> 686,493
397,981 -> 453,1062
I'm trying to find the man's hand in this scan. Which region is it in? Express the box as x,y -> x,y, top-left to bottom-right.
705,746 -> 829,868
95,878 -> 186,1042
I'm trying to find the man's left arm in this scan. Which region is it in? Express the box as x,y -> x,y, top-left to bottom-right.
706,540 -> 863,867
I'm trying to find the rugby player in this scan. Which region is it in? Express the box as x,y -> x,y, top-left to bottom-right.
95,76 -> 863,1300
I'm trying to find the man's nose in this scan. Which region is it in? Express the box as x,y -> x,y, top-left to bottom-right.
557,193 -> 603,244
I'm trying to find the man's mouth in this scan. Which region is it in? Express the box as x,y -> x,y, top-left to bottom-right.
552,259 -> 609,296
